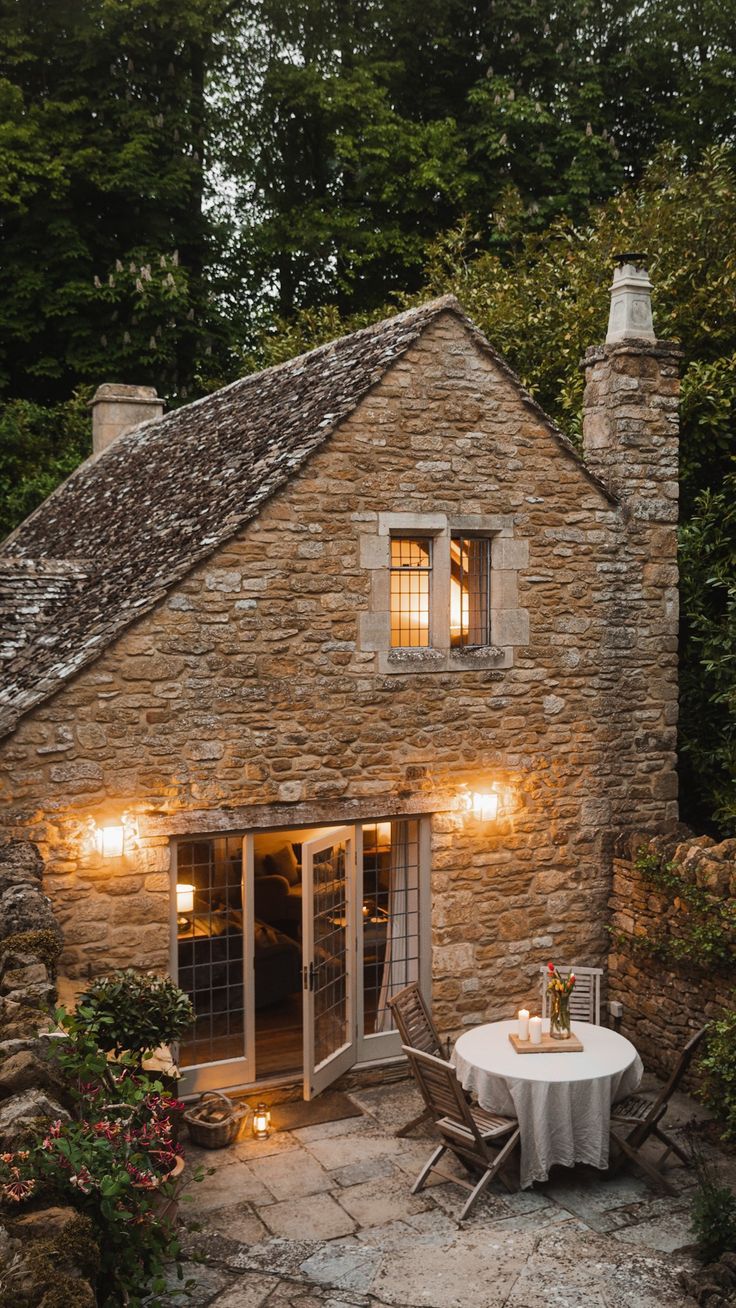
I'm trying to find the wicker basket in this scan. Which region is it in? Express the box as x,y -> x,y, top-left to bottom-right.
183,1091 -> 252,1148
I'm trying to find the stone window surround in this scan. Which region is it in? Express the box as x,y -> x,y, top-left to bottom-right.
359,512 -> 529,674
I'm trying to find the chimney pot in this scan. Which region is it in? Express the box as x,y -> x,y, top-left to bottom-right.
90,383 -> 164,455
606,255 -> 656,344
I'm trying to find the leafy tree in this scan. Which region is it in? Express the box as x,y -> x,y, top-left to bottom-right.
0,391 -> 91,540
216,0 -> 736,316
0,0 -> 233,403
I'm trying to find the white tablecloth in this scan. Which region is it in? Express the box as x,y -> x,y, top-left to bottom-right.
452,1019 -> 643,1188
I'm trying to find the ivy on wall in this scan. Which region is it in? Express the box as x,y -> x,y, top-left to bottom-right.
610,847 -> 736,973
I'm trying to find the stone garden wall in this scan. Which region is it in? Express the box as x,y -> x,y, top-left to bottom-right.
0,839 -> 99,1307
608,829 -> 735,1091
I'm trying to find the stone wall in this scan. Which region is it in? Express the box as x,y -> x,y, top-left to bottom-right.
0,840 -> 99,1307
0,311 -> 680,1039
608,830 -> 735,1089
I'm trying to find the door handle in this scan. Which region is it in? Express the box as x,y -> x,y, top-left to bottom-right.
303,962 -> 315,992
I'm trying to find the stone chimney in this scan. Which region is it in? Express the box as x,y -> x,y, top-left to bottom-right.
582,255 -> 681,516
90,384 -> 164,455
582,258 -> 682,831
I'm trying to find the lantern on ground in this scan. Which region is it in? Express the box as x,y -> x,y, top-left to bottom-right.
252,1103 -> 271,1140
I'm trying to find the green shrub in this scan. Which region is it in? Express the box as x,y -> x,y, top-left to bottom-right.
700,1009 -> 736,1141
692,1180 -> 736,1264
72,969 -> 194,1063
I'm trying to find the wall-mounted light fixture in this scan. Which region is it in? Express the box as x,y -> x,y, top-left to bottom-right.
459,785 -> 500,823
95,824 -> 125,858
471,791 -> 499,822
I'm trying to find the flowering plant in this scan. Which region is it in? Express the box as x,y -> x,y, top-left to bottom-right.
0,1091 -> 189,1307
546,961 -> 576,996
546,962 -> 575,1039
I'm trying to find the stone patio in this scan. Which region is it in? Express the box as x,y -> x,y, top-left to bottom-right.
165,1075 -> 733,1308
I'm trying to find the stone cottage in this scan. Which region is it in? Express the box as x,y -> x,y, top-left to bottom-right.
0,263 -> 680,1096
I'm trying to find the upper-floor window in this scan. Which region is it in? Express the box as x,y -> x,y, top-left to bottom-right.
450,535 -> 492,648
390,536 -> 432,647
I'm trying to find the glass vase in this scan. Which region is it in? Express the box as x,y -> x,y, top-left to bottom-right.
549,991 -> 571,1040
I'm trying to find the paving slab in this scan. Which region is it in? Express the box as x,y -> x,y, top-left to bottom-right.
189,1202 -> 271,1247
335,1174 -> 433,1227
262,1192 -> 358,1241
368,1224 -> 541,1308
330,1152 -> 397,1188
183,1161 -> 275,1212
303,1131 -> 398,1171
299,1238 -> 385,1295
230,1131 -> 303,1161
225,1236 -> 321,1277
248,1145 -> 336,1199
504,1221 -> 697,1308
347,1079 -> 423,1129
208,1274 -> 277,1307
161,1260 -> 239,1306
292,1115 -> 375,1144
612,1203 -> 696,1254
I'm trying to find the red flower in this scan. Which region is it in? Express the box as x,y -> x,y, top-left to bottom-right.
547,962 -> 555,973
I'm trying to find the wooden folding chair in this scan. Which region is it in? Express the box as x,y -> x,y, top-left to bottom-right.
540,964 -> 603,1024
388,983 -> 450,1137
402,1045 -> 520,1220
609,1027 -> 707,1194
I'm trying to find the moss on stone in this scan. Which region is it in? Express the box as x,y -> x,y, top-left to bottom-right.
0,1213 -> 99,1308
0,930 -> 63,973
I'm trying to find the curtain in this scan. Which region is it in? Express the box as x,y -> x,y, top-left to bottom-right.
376,821 -> 419,1032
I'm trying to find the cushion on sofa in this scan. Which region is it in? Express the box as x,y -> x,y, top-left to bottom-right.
267,843 -> 300,885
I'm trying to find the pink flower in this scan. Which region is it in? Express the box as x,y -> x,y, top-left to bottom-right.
2,1178 -> 35,1203
70,1166 -> 95,1194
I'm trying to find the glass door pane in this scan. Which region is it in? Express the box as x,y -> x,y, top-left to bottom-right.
175,836 -> 253,1092
362,820 -> 420,1035
302,827 -> 357,1099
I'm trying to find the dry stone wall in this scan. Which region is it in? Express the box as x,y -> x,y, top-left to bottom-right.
0,841 -> 99,1308
0,312 -> 679,1039
608,830 -> 735,1089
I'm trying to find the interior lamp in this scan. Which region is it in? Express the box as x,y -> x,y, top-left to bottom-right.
252,1103 -> 271,1139
472,791 -> 499,822
176,883 -> 195,931
95,824 -> 125,858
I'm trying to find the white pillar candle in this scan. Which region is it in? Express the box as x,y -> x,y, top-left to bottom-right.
517,1009 -> 530,1041
529,1016 -> 542,1045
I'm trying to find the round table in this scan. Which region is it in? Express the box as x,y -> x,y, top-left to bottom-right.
452,1019 -> 643,1188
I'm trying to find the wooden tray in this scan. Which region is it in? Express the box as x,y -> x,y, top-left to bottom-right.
508,1031 -> 584,1054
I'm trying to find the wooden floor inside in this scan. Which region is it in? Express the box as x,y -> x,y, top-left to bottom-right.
256,994 -> 302,1077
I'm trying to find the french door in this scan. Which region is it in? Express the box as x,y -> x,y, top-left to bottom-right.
174,819 -> 429,1097
301,827 -> 357,1099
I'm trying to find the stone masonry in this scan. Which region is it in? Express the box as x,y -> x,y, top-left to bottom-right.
609,829 -> 735,1091
0,303 -> 680,1045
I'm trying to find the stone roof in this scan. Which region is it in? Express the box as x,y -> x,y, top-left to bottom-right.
0,295 -> 613,739
0,559 -> 89,668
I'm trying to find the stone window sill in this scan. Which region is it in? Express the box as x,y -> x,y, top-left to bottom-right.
387,647 -> 445,664
380,644 -> 510,674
